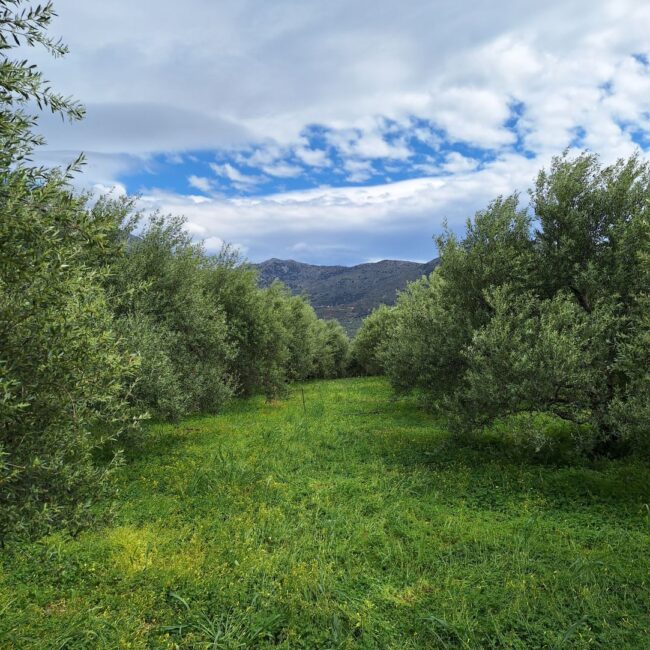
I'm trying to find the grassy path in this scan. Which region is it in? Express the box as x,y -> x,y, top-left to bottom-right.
2,377 -> 650,648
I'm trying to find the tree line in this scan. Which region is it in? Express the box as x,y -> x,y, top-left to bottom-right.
0,2 -> 348,539
352,152 -> 650,458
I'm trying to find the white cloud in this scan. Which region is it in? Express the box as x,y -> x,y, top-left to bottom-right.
92,182 -> 128,198
261,162 -> 303,178
26,0 -> 650,263
209,162 -> 262,190
204,236 -> 225,251
165,153 -> 184,164
243,146 -> 284,167
188,175 -> 213,192
34,1 -> 650,164
326,126 -> 412,160
290,242 -> 356,254
427,87 -> 515,149
343,159 -> 374,183
294,145 -> 329,167
36,0 -> 650,163
442,152 -> 479,174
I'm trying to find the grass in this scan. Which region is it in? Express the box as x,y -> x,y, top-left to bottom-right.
1,377 -> 650,648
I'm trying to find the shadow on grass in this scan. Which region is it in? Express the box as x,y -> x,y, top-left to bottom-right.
364,401 -> 650,516
118,394 -> 279,465
118,418 -> 222,464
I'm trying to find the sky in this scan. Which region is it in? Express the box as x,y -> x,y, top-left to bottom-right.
32,0 -> 650,265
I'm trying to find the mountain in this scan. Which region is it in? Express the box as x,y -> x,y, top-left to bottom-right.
253,257 -> 439,335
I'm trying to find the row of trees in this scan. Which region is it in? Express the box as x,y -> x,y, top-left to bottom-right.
104,204 -> 349,419
0,2 -> 349,539
352,153 -> 650,456
2,188 -> 350,538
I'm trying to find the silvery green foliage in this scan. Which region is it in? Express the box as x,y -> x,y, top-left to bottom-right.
0,172 -> 136,539
108,213 -> 235,418
114,314 -> 188,421
203,247 -> 269,397
0,1 -> 84,168
454,289 -> 612,439
381,273 -> 461,398
350,304 -> 396,376
285,295 -> 319,382
383,153 -> 650,453
204,248 -> 349,398
0,2 -> 134,538
311,319 -> 350,380
383,196 -> 534,402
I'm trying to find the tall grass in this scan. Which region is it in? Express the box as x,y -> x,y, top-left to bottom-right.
1,377 -> 649,648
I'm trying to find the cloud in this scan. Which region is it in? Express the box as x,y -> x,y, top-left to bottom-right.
24,0 -> 650,263
41,0 -> 646,151
39,102 -> 252,154
290,241 -> 357,255
133,150 -> 543,263
442,152 -> 480,174
209,162 -> 262,190
294,145 -> 329,167
261,162 -> 303,178
33,149 -> 143,194
343,159 -> 374,183
428,88 -> 515,149
203,236 -> 225,251
326,126 -> 412,160
188,175 -> 213,192
37,0 -> 650,174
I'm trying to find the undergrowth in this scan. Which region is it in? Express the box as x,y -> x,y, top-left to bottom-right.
1,377 -> 649,648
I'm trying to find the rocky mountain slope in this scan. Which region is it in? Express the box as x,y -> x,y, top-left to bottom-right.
253,257 -> 438,335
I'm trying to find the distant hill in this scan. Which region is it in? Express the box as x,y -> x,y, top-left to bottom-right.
253,257 -> 439,335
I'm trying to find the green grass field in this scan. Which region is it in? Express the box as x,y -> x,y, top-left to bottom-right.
2,377 -> 649,649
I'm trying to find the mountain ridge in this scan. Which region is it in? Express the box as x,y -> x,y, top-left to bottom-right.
252,257 -> 439,334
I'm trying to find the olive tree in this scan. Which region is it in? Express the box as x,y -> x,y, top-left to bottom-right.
0,2 -> 136,538
384,153 -> 650,453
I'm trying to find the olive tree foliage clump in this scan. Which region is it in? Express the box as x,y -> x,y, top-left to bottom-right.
201,248 -> 345,400
97,198 -> 350,411
0,1 -> 84,167
204,254 -> 298,399
381,196 -> 533,399
0,179 -> 137,539
106,210 -> 235,420
382,153 -> 650,453
0,2 -> 134,538
236,283 -> 349,396
206,253 -> 350,395
350,305 -> 396,376
312,319 -> 350,379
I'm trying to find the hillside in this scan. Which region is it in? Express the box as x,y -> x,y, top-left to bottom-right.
253,257 -> 438,334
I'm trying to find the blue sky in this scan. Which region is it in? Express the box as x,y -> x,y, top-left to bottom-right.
35,0 -> 650,264
117,122 -> 499,197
